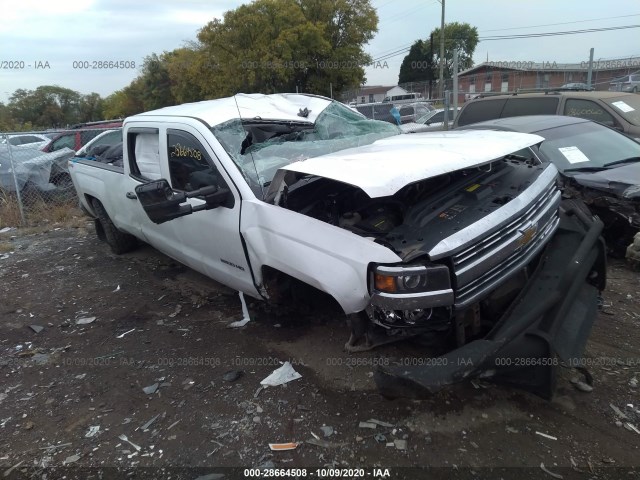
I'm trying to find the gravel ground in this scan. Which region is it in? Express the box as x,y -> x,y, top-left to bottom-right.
0,223 -> 639,479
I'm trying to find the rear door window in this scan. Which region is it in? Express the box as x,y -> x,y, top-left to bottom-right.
50,134 -> 76,151
563,99 -> 616,127
502,97 -> 559,117
457,99 -> 507,126
127,129 -> 162,181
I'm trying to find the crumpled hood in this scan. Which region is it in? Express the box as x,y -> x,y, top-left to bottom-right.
571,163 -> 640,200
281,130 -> 545,198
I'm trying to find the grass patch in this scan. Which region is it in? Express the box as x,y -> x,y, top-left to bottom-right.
0,242 -> 13,253
0,188 -> 88,231
0,189 -> 23,228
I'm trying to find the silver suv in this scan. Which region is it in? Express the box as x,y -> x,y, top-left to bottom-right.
454,91 -> 640,139
609,73 -> 640,93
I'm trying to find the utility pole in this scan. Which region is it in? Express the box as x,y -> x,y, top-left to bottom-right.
586,48 -> 594,89
452,48 -> 458,128
439,0 -> 445,100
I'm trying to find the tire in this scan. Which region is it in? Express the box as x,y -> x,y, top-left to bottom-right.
91,199 -> 137,254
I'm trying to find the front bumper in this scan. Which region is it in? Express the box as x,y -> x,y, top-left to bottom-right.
374,201 -> 606,400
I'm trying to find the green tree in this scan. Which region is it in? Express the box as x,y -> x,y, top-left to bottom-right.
8,85 -> 82,128
102,80 -> 145,119
431,22 -> 478,79
79,93 -> 105,122
164,47 -> 203,104
398,39 -> 434,84
139,53 -> 174,110
195,0 -> 378,98
0,102 -> 17,131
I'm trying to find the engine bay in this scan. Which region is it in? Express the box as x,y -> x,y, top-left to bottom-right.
275,155 -> 547,260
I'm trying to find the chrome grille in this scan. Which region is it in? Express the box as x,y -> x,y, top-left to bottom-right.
452,181 -> 561,307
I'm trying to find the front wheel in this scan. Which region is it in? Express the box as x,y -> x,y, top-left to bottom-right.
92,199 -> 137,254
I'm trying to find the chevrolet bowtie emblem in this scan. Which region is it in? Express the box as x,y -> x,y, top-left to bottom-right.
517,223 -> 538,248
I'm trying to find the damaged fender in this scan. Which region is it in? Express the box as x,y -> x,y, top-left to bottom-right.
240,199 -> 402,313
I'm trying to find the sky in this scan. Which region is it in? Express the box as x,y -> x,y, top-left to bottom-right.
0,0 -> 639,103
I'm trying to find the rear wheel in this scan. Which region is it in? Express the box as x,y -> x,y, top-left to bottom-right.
91,199 -> 137,254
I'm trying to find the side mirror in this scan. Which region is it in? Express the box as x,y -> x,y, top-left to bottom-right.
135,179 -> 232,224
135,179 -> 191,224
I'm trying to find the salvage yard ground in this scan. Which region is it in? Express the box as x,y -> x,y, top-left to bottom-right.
0,223 -> 639,479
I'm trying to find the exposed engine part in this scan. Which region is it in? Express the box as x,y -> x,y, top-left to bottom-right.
280,158 -> 549,260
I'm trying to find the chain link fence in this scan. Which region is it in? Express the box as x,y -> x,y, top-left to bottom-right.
0,127 -> 119,227
352,100 -> 445,125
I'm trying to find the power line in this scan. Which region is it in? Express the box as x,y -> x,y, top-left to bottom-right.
369,25 -> 640,63
481,24 -> 640,40
378,0 -> 439,26
480,13 -> 640,33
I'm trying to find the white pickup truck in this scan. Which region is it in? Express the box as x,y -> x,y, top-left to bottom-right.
69,93 -> 606,399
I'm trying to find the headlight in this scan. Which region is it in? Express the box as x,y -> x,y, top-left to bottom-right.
372,263 -> 450,294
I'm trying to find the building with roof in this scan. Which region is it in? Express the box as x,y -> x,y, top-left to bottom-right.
457,56 -> 640,94
344,85 -> 408,104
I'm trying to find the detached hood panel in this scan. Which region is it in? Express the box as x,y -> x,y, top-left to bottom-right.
572,163 -> 640,199
281,131 -> 545,198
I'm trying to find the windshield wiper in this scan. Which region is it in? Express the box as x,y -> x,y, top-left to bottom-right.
603,156 -> 640,168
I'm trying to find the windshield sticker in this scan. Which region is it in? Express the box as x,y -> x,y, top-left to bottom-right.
611,101 -> 635,113
558,146 -> 590,164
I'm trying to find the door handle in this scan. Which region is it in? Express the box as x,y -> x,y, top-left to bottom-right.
126,192 -> 137,200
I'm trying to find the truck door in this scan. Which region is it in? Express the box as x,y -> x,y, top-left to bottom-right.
148,125 -> 257,296
117,127 -> 167,241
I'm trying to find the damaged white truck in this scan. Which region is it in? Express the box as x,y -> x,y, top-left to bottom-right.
69,94 -> 606,399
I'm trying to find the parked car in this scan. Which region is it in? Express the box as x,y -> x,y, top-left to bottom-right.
0,147 -> 75,197
455,91 -> 640,139
559,83 -> 593,91
0,133 -> 51,150
68,93 -> 605,399
42,120 -> 123,153
74,129 -> 123,158
397,102 -> 434,124
401,107 -> 461,132
353,102 -> 398,124
609,73 -> 640,93
459,115 -> 640,257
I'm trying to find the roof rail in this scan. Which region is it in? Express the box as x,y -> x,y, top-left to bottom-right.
69,118 -> 124,129
471,92 -> 513,99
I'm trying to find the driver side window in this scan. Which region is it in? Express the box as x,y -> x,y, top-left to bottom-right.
167,130 -> 221,192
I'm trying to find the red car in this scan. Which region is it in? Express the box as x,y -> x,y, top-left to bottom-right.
42,120 -> 123,152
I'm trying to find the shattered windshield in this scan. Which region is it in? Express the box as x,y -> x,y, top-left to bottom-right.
211,101 -> 401,198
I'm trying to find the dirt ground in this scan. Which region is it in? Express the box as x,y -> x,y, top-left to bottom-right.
1,222 -> 639,480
